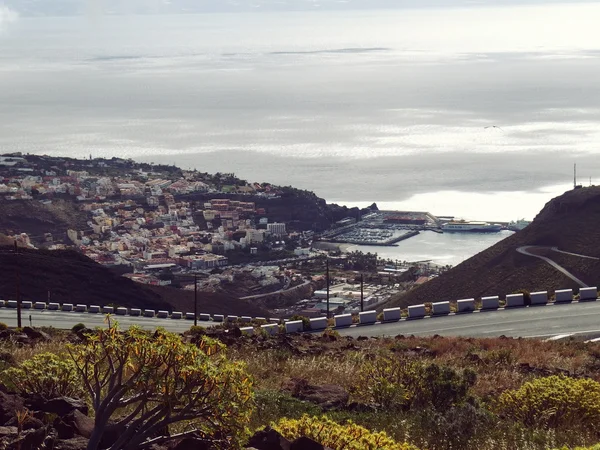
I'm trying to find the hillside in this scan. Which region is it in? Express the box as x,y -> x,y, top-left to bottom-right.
386,187 -> 600,309
0,198 -> 88,241
0,247 -> 268,316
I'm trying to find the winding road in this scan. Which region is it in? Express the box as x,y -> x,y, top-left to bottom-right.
516,246 -> 594,287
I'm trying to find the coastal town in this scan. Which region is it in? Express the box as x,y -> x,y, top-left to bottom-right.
0,153 -> 456,315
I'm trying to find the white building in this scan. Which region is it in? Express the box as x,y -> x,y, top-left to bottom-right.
267,222 -> 287,236
246,229 -> 265,244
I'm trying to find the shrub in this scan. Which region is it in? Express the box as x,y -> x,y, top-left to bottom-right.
68,326 -> 254,450
0,323 -> 7,331
1,352 -> 83,399
411,403 -> 494,449
416,363 -> 477,411
357,357 -> 476,411
272,414 -> 419,450
322,328 -> 340,339
357,355 -> 417,410
497,375 -> 600,430
71,323 -> 86,333
289,315 -> 311,330
251,390 -> 321,429
514,289 -> 531,306
189,325 -> 205,335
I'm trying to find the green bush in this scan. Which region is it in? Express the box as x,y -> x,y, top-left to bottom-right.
1,352 -> 83,398
69,326 -> 254,450
497,375 -> 600,430
357,356 -> 476,411
189,325 -> 206,335
250,390 -> 321,429
289,315 -> 311,330
272,414 -> 419,450
71,323 -> 86,333
0,323 -> 7,331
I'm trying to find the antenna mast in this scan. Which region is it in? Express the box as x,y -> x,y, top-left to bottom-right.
574,163 -> 577,189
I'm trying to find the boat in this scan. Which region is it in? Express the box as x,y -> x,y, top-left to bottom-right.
441,221 -> 503,233
508,219 -> 531,232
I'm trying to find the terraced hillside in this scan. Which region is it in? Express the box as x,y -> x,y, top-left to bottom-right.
386,187 -> 600,309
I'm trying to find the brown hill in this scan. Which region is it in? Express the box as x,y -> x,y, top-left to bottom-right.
0,198 -> 88,242
0,247 -> 269,317
385,187 -> 600,309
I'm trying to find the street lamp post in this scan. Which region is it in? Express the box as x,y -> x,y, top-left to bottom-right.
360,273 -> 364,312
194,274 -> 198,327
326,257 -> 330,319
14,241 -> 22,329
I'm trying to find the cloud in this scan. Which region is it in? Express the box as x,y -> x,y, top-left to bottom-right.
0,5 -> 18,27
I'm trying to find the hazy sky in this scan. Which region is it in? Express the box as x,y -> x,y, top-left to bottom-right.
1,1 -> 599,220
0,0 -> 588,16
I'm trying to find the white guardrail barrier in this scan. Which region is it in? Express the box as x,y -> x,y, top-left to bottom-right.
0,287 -> 597,334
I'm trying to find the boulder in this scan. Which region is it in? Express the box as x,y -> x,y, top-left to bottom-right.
41,397 -> 89,416
0,426 -> 18,437
16,426 -> 47,450
11,334 -> 32,345
54,409 -> 94,441
22,327 -> 51,342
0,392 -> 25,425
246,427 -> 292,450
53,436 -> 90,450
282,378 -> 349,410
169,437 -> 212,450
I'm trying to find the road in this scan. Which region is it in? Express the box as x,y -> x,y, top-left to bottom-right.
240,280 -> 312,300
4,300 -> 600,340
336,301 -> 600,339
516,246 -> 589,287
0,309 -> 211,333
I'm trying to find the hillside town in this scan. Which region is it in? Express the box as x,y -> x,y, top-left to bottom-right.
0,153 -> 444,314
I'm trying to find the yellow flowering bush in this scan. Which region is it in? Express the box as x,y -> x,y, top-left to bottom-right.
1,352 -> 83,398
272,414 -> 419,450
497,375 -> 600,430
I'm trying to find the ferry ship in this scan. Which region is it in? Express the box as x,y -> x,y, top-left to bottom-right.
508,219 -> 532,232
441,221 -> 503,233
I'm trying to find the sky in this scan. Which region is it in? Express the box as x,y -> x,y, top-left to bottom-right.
1,0 -> 599,221
0,0 -> 588,16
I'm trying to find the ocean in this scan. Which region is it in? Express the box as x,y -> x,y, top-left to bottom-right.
1,3 -> 599,259
346,230 -> 515,267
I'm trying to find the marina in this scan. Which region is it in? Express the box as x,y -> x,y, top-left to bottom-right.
317,210 -> 522,248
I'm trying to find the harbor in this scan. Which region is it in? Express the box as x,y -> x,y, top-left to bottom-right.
317,210 -> 529,249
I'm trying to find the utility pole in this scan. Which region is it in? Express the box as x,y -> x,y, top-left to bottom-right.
360,273 -> 364,312
15,241 -> 22,329
326,257 -> 330,319
194,273 -> 198,327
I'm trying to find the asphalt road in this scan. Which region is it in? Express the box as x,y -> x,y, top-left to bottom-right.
517,246 -> 589,287
336,300 -> 600,339
4,301 -> 600,340
0,309 -> 210,333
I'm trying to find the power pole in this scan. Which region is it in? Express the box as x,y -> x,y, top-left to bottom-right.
15,241 -> 22,329
194,273 -> 198,327
360,273 -> 364,312
326,258 -> 330,319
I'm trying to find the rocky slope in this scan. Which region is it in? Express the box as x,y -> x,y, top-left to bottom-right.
386,187 -> 600,309
0,198 -> 88,243
0,247 -> 268,316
